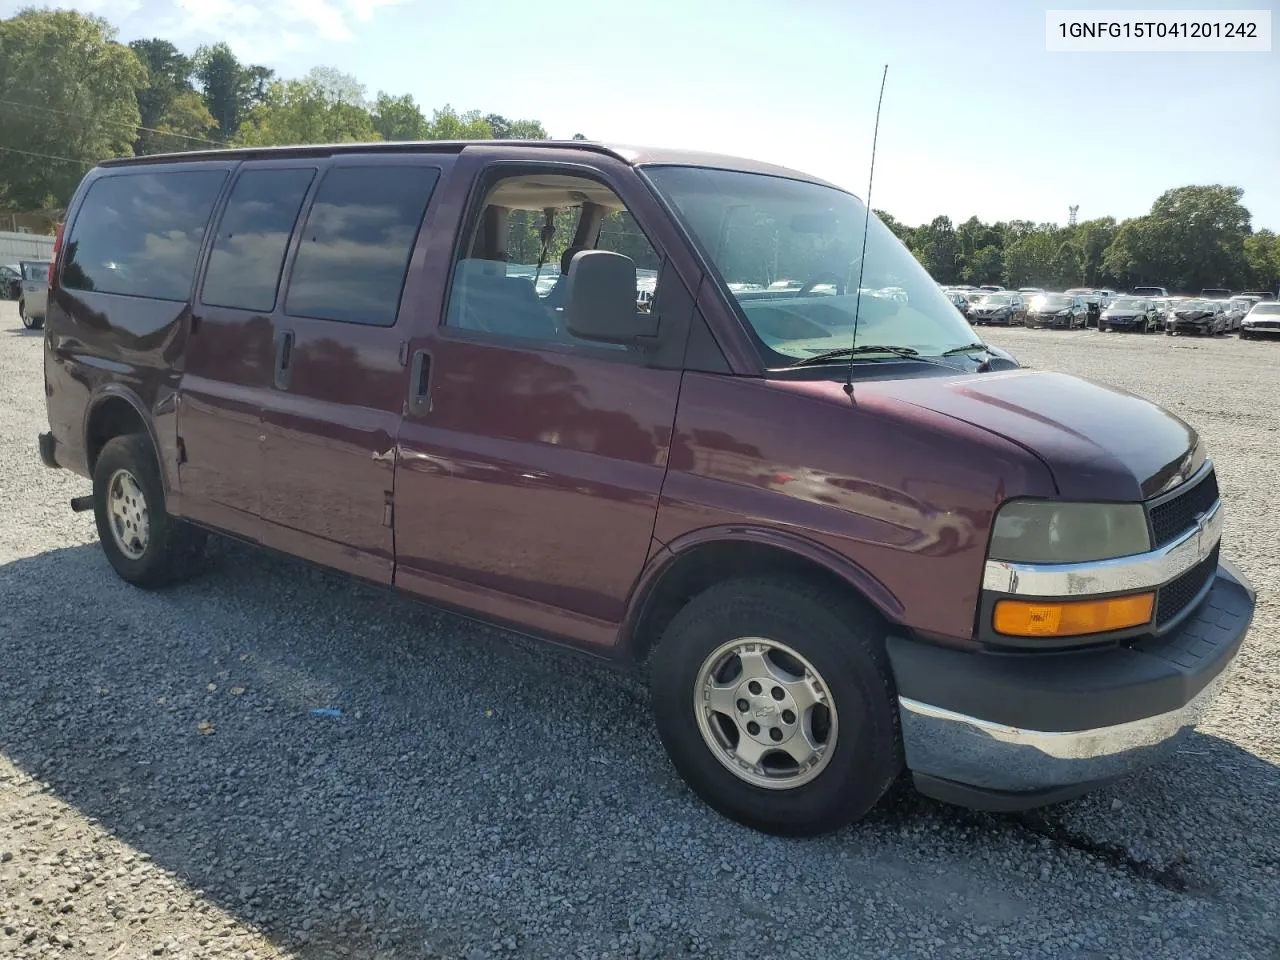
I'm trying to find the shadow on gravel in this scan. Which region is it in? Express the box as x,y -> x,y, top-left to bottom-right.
2,539 -> 1279,958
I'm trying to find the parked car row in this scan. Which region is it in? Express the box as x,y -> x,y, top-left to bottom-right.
941,283 -> 1278,341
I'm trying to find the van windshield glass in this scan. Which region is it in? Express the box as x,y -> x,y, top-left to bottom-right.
643,166 -> 977,365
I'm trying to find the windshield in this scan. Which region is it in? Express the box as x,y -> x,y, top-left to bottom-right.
643,166 -> 978,364
1034,294 -> 1072,308
1178,300 -> 1210,310
1250,303 -> 1280,315
976,293 -> 1012,305
1109,297 -> 1143,310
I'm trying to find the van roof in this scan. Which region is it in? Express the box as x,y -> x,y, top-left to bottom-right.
97,139 -> 846,192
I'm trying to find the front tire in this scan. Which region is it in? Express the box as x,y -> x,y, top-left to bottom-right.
92,434 -> 207,587
649,577 -> 902,837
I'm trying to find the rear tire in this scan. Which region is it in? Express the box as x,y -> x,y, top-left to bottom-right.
649,576 -> 902,837
92,434 -> 207,587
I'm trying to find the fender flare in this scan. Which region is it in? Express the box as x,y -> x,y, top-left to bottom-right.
81,385 -> 168,492
620,524 -> 905,655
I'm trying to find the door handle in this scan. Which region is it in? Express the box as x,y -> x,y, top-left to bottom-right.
408,349 -> 431,415
274,329 -> 294,390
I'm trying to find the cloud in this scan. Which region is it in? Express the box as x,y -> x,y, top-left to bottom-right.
46,0 -> 413,62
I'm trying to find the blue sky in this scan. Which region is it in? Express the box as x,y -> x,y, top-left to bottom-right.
14,0 -> 1280,228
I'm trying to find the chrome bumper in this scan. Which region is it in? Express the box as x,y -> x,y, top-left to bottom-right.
899,666 -> 1229,794
893,560 -> 1254,804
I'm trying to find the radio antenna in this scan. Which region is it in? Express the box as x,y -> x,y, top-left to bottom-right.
844,64 -> 889,398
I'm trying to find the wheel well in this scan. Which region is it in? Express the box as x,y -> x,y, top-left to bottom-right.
628,541 -> 884,664
86,398 -> 149,474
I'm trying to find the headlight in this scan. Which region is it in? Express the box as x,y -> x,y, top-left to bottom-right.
1056,309 -> 1071,316
988,501 -> 1150,563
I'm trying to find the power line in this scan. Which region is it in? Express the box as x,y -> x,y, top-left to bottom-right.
0,145 -> 93,167
0,98 -> 226,147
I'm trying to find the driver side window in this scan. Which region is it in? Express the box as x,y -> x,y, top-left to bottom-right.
444,172 -> 660,344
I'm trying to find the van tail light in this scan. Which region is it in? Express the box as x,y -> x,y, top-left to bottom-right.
49,222 -> 64,284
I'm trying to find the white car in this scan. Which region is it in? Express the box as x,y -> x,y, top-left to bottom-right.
1240,301 -> 1280,340
18,260 -> 50,330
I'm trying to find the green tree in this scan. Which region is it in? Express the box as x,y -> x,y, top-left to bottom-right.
148,89 -> 218,154
129,38 -> 198,153
234,69 -> 380,147
962,245 -> 1002,285
0,9 -> 146,212
426,105 -> 493,140
1002,230 -> 1058,287
873,210 -> 914,248
1144,185 -> 1250,290
373,92 -> 427,140
193,42 -> 273,140
1069,216 -> 1117,286
1244,229 -> 1279,292
913,216 -> 959,283
1101,216 -> 1159,288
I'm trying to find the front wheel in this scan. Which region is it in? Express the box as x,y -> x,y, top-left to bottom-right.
649,577 -> 902,836
92,434 -> 207,587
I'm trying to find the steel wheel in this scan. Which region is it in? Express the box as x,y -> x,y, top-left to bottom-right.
106,468 -> 150,560
693,637 -> 838,790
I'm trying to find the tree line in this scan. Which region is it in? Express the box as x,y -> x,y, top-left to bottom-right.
0,9 -> 579,221
877,185 -> 1278,295
1,8 -> 1276,294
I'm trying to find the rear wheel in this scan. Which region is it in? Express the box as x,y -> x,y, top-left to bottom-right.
92,434 -> 207,587
649,576 -> 901,836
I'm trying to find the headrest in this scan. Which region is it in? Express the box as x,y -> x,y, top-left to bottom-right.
560,245 -> 587,276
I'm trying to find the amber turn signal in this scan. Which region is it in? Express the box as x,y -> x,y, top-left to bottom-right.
993,593 -> 1155,638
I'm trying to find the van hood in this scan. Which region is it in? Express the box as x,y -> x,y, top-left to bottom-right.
861,369 -> 1202,501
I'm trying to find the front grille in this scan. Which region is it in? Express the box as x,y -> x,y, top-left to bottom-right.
1148,468 -> 1219,548
1155,543 -> 1219,626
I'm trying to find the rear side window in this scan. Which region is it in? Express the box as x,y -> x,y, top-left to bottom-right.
61,170 -> 227,301
202,168 -> 316,313
285,165 -> 439,326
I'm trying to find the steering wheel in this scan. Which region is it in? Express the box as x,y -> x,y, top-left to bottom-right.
795,272 -> 846,297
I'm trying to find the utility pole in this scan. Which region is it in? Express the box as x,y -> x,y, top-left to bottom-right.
1068,204 -> 1079,227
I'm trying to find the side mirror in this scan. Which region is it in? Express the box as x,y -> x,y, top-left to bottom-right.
563,250 -> 659,344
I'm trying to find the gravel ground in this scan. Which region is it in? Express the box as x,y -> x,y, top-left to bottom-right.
1,303 -> 1277,960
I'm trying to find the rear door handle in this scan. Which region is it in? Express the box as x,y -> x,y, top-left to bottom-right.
408,349 -> 431,415
274,329 -> 294,390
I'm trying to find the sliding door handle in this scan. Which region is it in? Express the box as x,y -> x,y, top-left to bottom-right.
408,349 -> 432,415
274,329 -> 295,390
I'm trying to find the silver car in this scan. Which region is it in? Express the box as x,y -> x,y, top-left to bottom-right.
18,260 -> 51,330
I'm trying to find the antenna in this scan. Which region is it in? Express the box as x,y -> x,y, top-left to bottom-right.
844,64 -> 889,398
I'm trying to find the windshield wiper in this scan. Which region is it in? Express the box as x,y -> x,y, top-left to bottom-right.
790,344 -> 921,367
940,342 -> 989,357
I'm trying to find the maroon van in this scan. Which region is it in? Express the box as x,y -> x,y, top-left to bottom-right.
36,141 -> 1255,836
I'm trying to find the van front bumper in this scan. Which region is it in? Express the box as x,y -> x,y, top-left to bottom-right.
887,559 -> 1255,811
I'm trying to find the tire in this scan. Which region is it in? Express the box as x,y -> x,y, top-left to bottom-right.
19,299 -> 34,329
1139,320 -> 1148,334
648,576 -> 902,837
92,434 -> 207,587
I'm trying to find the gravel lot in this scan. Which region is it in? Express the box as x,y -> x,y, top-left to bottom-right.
1,303 -> 1277,960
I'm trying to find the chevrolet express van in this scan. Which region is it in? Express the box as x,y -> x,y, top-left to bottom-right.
37,141 -> 1255,836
